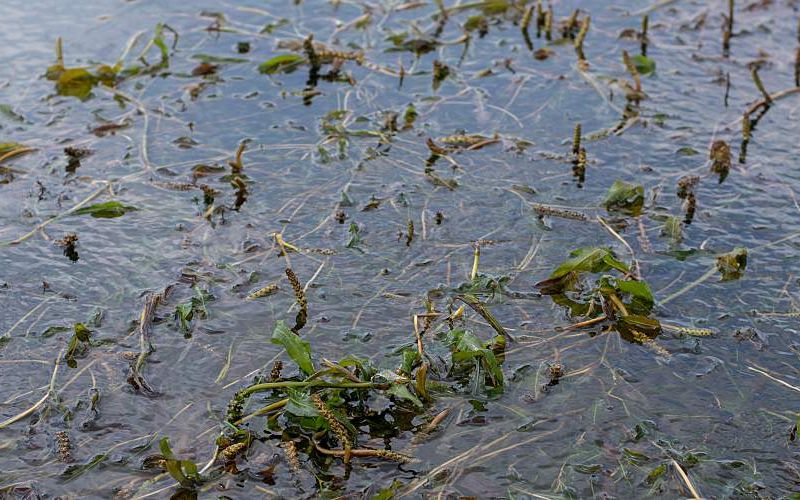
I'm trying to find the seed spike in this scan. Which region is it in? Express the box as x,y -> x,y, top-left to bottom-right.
285,268 -> 308,333
572,123 -> 581,156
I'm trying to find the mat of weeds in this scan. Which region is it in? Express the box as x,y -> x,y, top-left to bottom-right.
0,0 -> 799,498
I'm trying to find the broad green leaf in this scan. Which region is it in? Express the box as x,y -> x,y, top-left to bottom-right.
270,320 -> 314,375
631,54 -> 656,75
159,437 -> 176,459
56,68 -> 97,100
285,389 -> 320,417
548,247 -> 629,280
258,54 -> 305,75
716,247 -> 747,281
604,180 -> 644,215
387,383 -> 423,407
615,279 -> 655,314
72,201 -> 138,218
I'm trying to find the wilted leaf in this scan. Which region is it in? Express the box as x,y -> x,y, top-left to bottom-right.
604,180 -> 644,215
258,54 -> 305,74
72,201 -> 138,218
270,320 -> 314,375
716,247 -> 747,281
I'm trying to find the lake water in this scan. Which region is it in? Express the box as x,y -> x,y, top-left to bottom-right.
1,0 -> 799,498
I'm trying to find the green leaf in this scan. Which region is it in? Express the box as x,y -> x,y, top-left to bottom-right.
285,389 -> 320,417
445,329 -> 504,386
191,54 -> 249,64
716,247 -> 747,281
573,463 -> 603,474
258,54 -> 305,75
645,463 -> 667,485
548,247 -> 630,281
41,325 -> 71,338
615,279 -> 655,314
159,437 -> 176,459
346,221 -> 363,249
60,453 -> 108,481
175,302 -> 194,334
72,201 -> 138,218
159,437 -> 199,488
270,320 -> 314,375
74,323 -> 91,342
604,180 -> 645,215
56,68 -> 98,100
630,54 -> 656,75
464,15 -> 487,32
387,383 -> 423,407
676,146 -> 699,156
662,216 -> 683,243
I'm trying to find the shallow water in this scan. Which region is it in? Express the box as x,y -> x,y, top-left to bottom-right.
1,0 -> 799,498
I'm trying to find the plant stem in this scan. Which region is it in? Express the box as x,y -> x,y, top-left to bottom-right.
240,380 -> 388,397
